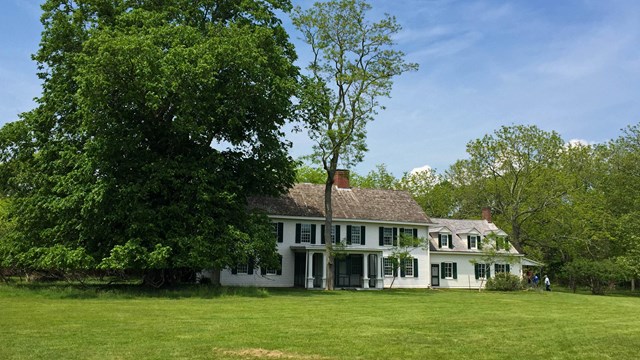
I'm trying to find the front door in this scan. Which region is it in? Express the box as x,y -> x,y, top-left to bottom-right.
294,252 -> 306,287
335,254 -> 363,288
431,264 -> 440,287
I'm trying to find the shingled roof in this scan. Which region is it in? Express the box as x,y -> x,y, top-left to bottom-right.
428,218 -> 519,254
249,183 -> 431,224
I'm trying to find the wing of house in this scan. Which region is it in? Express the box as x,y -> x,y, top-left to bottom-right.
429,214 -> 523,289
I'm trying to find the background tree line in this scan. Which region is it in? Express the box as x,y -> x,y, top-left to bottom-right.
298,124 -> 640,294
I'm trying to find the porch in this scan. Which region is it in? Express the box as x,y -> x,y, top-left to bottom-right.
293,249 -> 384,289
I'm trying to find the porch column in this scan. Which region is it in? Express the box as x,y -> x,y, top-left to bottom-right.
322,252 -> 327,289
376,254 -> 384,289
306,251 -> 315,289
362,254 -> 369,289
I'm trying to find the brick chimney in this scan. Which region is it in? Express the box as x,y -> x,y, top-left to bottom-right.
482,207 -> 492,223
333,169 -> 350,189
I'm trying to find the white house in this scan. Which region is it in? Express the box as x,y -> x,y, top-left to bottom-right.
218,171 -> 522,290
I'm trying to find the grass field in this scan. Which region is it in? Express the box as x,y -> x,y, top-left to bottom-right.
1,284 -> 639,359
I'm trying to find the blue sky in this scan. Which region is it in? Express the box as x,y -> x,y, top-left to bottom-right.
2,0 -> 640,176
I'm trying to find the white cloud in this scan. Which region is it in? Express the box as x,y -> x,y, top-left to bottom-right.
410,164 -> 432,175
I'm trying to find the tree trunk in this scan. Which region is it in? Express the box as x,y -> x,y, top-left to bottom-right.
324,167 -> 336,290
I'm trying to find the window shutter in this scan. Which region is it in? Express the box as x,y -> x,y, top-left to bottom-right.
261,267 -> 266,276
393,262 -> 398,277
399,228 -> 405,238
448,234 -> 453,249
441,262 -> 446,279
346,225 -> 352,245
231,266 -> 238,275
277,255 -> 283,275
413,258 -> 419,277
504,239 -> 509,251
320,225 -> 325,244
295,224 -> 301,244
277,223 -> 284,243
486,264 -> 491,279
379,227 -> 384,246
474,263 -> 479,279
361,226 -> 366,245
413,228 -> 418,238
506,264 -> 510,273
310,224 -> 316,244
478,236 -> 483,250
248,258 -> 254,275
467,236 -> 471,249
452,263 -> 457,279
438,235 -> 442,248
400,259 -> 406,277
336,225 -> 341,244
393,228 -> 398,246
494,264 -> 499,274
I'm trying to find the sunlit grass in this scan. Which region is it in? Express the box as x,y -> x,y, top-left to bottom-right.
1,285 -> 638,359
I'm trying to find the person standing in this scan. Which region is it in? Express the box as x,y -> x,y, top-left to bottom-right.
544,275 -> 551,291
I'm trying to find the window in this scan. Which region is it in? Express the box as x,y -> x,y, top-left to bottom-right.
236,263 -> 248,274
272,222 -> 284,243
495,264 -> 509,273
383,258 -> 394,276
300,224 -> 312,243
261,255 -> 283,276
350,226 -> 361,245
330,225 -> 336,243
383,228 -> 393,246
402,228 -> 414,237
469,235 -> 479,249
404,258 -> 413,277
440,262 -> 457,279
477,263 -> 487,279
440,234 -> 449,248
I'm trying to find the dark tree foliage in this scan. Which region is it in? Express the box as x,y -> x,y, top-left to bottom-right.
0,0 -> 298,283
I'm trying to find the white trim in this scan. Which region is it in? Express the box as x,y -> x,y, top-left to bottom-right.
265,215 -> 431,227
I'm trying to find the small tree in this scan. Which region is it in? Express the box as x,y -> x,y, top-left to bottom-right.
292,0 -> 417,290
387,232 -> 425,288
470,233 -> 518,291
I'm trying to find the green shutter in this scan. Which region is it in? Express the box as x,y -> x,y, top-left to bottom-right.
506,264 -> 510,273
393,228 -> 398,246
413,228 -> 418,239
379,227 -> 384,246
413,258 -> 419,277
474,263 -> 479,279
504,239 -> 509,251
400,259 -> 406,277
277,223 -> 284,243
361,226 -> 366,245
453,263 -> 457,279
310,224 -> 316,244
320,225 -> 325,244
346,225 -> 352,245
295,224 -> 301,244
441,262 -> 446,279
448,234 -> 453,249
478,236 -> 483,250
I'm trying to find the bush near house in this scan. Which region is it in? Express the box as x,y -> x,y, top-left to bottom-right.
486,272 -> 523,291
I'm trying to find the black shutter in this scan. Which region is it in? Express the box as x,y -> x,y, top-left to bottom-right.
495,264 -> 499,274
295,224 -> 301,244
474,263 -> 479,279
400,259 -> 406,277
336,225 -> 341,244
321,225 -> 325,245
504,239 -> 509,251
448,234 -> 453,249
467,235 -> 471,249
413,258 -> 419,277
248,258 -> 254,275
453,262 -> 457,279
486,264 -> 491,279
393,228 -> 398,246
506,264 -> 510,273
361,226 -> 366,245
231,266 -> 238,275
261,267 -> 266,276
277,255 -> 283,275
310,224 -> 317,244
438,234 -> 442,248
413,228 -> 418,239
346,225 -> 352,245
400,228 -> 405,238
478,236 -> 483,250
379,227 -> 384,246
440,262 -> 446,279
393,262 -> 398,277
277,223 -> 284,243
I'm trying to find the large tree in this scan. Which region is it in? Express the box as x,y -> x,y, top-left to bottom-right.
292,0 -> 417,290
0,0 -> 298,285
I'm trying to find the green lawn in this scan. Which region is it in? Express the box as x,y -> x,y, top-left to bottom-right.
1,285 -> 639,359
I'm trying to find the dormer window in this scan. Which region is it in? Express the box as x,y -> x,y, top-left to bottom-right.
439,233 -> 453,249
468,235 -> 480,249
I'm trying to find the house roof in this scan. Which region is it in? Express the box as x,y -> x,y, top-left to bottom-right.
429,218 -> 519,254
249,183 -> 431,224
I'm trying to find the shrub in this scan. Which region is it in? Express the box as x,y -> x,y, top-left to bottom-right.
486,272 -> 523,291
